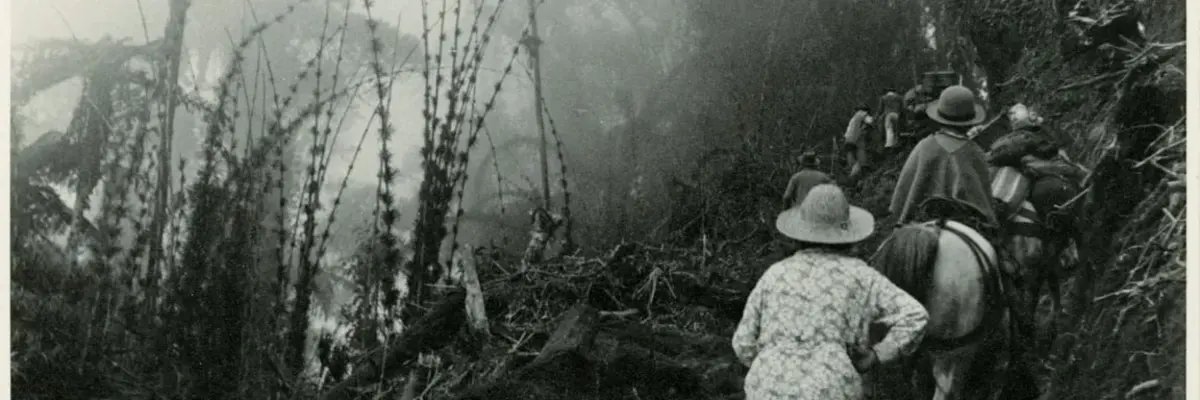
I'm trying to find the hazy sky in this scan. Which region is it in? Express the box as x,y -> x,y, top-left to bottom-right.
11,0 -> 429,45
11,0 -> 537,197
10,0 -> 545,341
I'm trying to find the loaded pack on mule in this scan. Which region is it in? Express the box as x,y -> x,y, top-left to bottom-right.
989,104 -> 1088,238
987,103 -> 1089,347
872,85 -> 1041,400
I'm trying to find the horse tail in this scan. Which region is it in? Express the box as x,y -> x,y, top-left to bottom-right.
870,224 -> 941,304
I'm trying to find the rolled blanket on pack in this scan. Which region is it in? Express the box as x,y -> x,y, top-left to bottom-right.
987,130 -> 1060,167
1021,155 -> 1088,184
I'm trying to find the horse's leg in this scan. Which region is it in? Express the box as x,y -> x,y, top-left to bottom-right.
1046,254 -> 1063,348
1026,268 -> 1043,350
909,354 -> 936,400
930,345 -> 980,400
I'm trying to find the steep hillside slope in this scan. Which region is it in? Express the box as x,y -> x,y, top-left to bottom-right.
332,1 -> 1186,397
965,1 -> 1185,398
847,0 -> 1186,398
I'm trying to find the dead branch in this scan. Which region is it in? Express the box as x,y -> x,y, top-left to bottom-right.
320,291 -> 468,400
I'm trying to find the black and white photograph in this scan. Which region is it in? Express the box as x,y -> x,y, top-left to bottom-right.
6,0 -> 1190,398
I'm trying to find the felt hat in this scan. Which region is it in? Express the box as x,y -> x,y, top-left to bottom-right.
926,85 -> 987,127
776,183 -> 875,244
797,151 -> 820,168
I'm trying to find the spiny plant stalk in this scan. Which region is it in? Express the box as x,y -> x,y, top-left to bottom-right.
310,4 -> 365,295
414,0 -> 518,314
541,99 -> 573,253
283,23 -> 351,267
433,0 -> 477,279
361,0 -> 404,327
167,3 -> 328,396
285,2 -> 336,376
446,4 -> 525,254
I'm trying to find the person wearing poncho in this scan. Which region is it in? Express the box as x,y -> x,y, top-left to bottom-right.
733,184 -> 928,400
889,85 -> 998,229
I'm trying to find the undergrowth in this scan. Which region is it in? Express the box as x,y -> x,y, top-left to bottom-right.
10,1 -> 425,398
9,0 -> 1185,399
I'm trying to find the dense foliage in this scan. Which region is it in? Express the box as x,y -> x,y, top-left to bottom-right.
9,0 -> 1184,398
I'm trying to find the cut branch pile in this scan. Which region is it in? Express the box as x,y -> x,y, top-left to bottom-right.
324,242 -> 761,399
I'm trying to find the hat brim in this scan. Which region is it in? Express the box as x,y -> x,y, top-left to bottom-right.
926,101 -> 987,127
775,206 -> 876,244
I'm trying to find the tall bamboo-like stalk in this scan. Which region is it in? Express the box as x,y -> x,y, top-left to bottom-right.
524,0 -> 551,209
145,0 -> 191,320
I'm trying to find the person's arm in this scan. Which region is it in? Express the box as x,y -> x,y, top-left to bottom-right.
867,271 -> 929,364
844,114 -> 858,141
781,174 -> 799,207
732,271 -> 771,367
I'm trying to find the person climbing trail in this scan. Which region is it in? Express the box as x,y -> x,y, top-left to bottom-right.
734,183 -> 928,400
902,84 -> 932,129
877,89 -> 904,153
842,106 -> 874,179
889,85 -> 998,233
781,151 -> 833,209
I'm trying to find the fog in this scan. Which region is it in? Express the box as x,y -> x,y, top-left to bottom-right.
11,0 -> 959,380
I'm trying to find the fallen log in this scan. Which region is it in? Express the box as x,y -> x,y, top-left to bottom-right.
455,303 -> 600,399
320,290 -> 467,400
599,320 -> 734,357
454,304 -> 745,399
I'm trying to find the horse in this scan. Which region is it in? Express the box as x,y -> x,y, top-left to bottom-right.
997,201 -> 1059,346
870,200 -> 1038,400
992,163 -> 1089,350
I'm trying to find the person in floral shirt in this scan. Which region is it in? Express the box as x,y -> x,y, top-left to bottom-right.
732,183 -> 929,400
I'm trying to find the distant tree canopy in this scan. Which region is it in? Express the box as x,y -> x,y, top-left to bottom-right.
459,0 -> 942,248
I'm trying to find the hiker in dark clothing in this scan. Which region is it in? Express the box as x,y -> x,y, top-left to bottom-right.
782,151 -> 833,209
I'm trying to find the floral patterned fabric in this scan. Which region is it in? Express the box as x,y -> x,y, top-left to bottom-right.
732,250 -> 929,400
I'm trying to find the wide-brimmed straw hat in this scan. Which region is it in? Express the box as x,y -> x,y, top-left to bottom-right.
775,183 -> 875,244
926,85 -> 987,127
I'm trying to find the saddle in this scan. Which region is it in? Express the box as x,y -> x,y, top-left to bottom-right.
990,165 -> 1082,241
910,197 -> 1024,353
913,196 -> 998,239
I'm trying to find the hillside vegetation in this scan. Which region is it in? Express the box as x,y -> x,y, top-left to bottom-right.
8,0 -> 1184,399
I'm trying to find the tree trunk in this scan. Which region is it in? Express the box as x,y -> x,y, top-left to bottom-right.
145,0 -> 191,315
